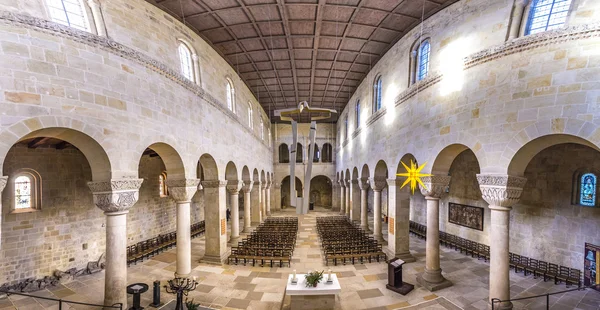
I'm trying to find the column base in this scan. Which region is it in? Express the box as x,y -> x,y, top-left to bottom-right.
383,249 -> 416,263
200,251 -> 230,265
373,234 -> 385,243
230,236 -> 241,246
360,224 -> 371,232
416,270 -> 452,292
266,211 -> 271,216
489,300 -> 513,310
243,226 -> 252,233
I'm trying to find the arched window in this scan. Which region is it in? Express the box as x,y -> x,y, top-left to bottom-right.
260,118 -> 264,140
322,143 -> 333,163
525,0 -> 573,35
46,0 -> 90,32
279,144 -> 290,163
312,144 -> 320,163
178,43 -> 194,82
159,172 -> 168,197
13,169 -> 42,212
373,75 -> 382,112
417,40 -> 430,81
344,115 -> 349,141
226,79 -> 235,112
268,128 -> 272,147
296,143 -> 303,163
355,100 -> 361,129
579,173 -> 597,206
248,104 -> 253,129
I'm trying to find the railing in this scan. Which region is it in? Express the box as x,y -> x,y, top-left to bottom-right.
491,283 -> 599,310
0,290 -> 123,310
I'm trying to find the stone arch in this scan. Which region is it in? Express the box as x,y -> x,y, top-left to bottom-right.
252,168 -> 259,182
345,168 -> 350,181
322,143 -> 333,163
361,164 -> 370,179
281,175 -> 303,207
427,132 -> 485,174
431,144 -> 480,175
396,153 -> 418,176
260,170 -> 265,183
0,117 -> 112,181
339,170 -> 344,183
199,154 -> 219,181
508,133 -> 600,177
374,160 -> 388,179
278,143 -> 289,163
296,143 -> 303,163
142,143 -> 186,180
225,161 -> 238,181
241,166 -> 251,183
352,167 -> 359,180
309,175 -> 333,208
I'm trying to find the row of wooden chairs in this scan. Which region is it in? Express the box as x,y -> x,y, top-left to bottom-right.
127,221 -> 205,266
317,216 -> 387,266
228,217 -> 298,266
409,221 -> 582,288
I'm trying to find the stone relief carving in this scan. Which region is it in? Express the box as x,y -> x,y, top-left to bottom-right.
0,176 -> 7,192
226,180 -> 243,194
166,179 -> 201,188
358,178 -> 370,190
166,179 -> 200,202
368,178 -> 387,191
476,174 -> 527,207
201,180 -> 228,188
419,175 -> 451,198
87,179 -> 143,213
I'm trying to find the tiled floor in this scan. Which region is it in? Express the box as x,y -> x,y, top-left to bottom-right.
1,209 -> 599,310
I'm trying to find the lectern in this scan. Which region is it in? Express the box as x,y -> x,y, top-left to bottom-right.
386,258 -> 414,295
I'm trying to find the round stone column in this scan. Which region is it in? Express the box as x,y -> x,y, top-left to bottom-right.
88,179 -> 143,308
369,178 -> 386,242
417,175 -> 452,291
260,182 -> 266,222
242,181 -> 253,233
227,181 -> 242,244
0,176 -> 7,249
167,179 -> 200,277
345,179 -> 351,217
477,174 -> 526,310
339,180 -> 346,215
358,178 -> 370,232
87,0 -> 107,37
266,180 -> 272,216
508,0 -> 528,40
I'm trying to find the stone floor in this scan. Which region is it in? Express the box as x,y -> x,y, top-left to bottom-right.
1,209 -> 599,310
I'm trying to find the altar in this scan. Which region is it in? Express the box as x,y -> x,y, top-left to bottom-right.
284,274 -> 341,310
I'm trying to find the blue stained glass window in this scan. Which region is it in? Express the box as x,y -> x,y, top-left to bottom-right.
417,40 -> 430,81
579,173 -> 597,206
374,76 -> 382,112
355,100 -> 360,128
526,0 -> 573,35
344,116 -> 348,141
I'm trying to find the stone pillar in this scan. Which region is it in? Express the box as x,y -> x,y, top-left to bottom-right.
417,175 -> 452,291
477,174 -> 526,310
358,178 -> 370,232
339,180 -> 346,215
345,179 -> 351,217
350,179 -> 360,222
227,181 -> 242,244
274,182 -> 281,211
0,176 -> 7,249
201,180 -> 229,264
260,182 -> 266,221
167,179 -> 200,277
88,179 -> 143,308
332,183 -> 340,212
251,181 -> 261,225
266,181 -> 272,216
86,0 -> 107,37
386,178 -> 416,263
191,54 -> 201,86
369,178 -> 386,242
508,0 -> 528,40
242,181 -> 253,233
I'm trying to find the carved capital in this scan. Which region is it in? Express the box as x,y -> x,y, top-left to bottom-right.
167,179 -> 200,202
87,179 -> 143,213
201,180 -> 227,188
477,174 -> 527,208
226,180 -> 242,194
419,175 -> 451,199
369,178 -> 387,191
0,176 -> 7,193
241,181 -> 253,193
338,179 -> 346,188
274,182 -> 281,189
358,177 -> 370,190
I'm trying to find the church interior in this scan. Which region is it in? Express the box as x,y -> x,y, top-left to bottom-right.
0,0 -> 599,309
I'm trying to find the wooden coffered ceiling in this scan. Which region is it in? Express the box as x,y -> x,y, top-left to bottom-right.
147,0 -> 458,122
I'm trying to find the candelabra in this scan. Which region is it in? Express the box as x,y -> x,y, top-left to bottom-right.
164,277 -> 198,310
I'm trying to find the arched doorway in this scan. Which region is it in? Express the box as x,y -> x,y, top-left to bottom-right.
309,175 -> 332,209
281,176 -> 302,208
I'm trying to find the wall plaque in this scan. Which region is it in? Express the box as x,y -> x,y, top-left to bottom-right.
221,218 -> 226,235
584,243 -> 600,291
448,203 -> 484,231
389,218 -> 395,235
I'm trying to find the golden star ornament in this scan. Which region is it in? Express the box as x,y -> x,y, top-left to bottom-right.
396,160 -> 431,195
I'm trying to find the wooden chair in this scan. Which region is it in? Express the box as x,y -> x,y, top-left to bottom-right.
567,268 -> 581,287
544,263 -> 559,282
534,260 -> 548,279
524,258 -> 538,276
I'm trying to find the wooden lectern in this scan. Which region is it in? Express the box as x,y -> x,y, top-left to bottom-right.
386,258 -> 414,295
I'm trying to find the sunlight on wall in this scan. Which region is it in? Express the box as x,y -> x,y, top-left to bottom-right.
384,82 -> 399,125
439,37 -> 472,96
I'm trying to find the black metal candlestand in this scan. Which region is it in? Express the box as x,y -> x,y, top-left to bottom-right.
164,277 -> 198,310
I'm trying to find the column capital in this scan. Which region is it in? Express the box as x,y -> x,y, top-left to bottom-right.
242,181 -> 253,193
226,180 -> 242,194
0,176 -> 7,192
274,182 -> 281,189
476,174 -> 527,208
338,179 -> 346,188
202,180 -> 227,188
87,179 -> 143,213
167,179 -> 200,203
369,178 -> 387,191
345,179 -> 352,187
386,178 -> 400,187
419,175 -> 450,199
358,177 -> 370,190
261,181 -> 267,189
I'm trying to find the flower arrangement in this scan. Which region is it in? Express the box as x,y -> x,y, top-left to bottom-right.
185,298 -> 200,310
304,270 -> 324,287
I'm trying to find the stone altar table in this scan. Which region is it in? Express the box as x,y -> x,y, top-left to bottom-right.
284,274 -> 341,310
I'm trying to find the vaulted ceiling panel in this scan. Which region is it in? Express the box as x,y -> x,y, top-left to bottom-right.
150,0 -> 459,122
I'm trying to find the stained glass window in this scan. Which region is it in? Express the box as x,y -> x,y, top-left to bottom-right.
15,176 -> 32,209
248,105 -> 253,129
526,0 -> 573,35
159,172 -> 168,197
374,76 -> 382,112
178,43 -> 194,81
355,100 -> 360,128
226,79 -> 235,112
46,0 -> 90,32
417,40 -> 430,81
579,173 -> 596,206
344,116 -> 349,141
260,118 -> 264,140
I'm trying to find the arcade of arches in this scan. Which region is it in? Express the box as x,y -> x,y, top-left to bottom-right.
0,0 -> 600,310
